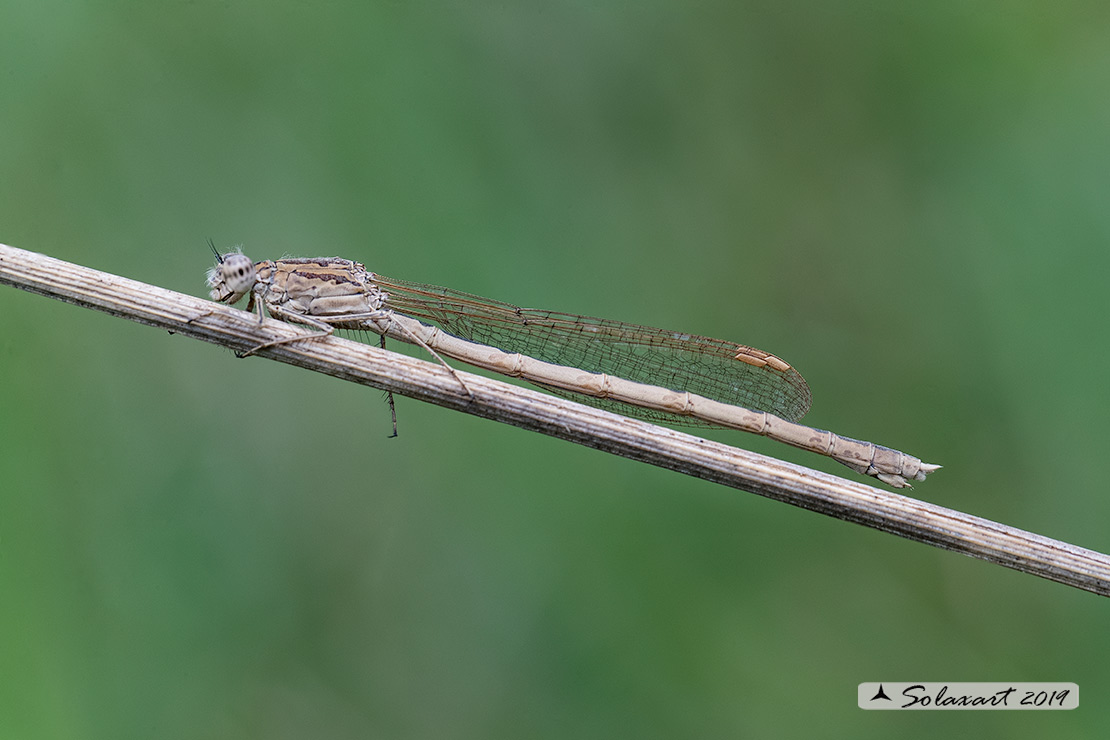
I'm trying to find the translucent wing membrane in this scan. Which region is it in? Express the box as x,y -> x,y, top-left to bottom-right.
374,275 -> 812,424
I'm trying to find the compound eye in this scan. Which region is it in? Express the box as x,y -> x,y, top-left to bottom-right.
221,254 -> 256,294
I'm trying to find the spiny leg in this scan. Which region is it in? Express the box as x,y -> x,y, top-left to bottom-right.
236,303 -> 336,358
380,333 -> 399,438
361,311 -> 474,401
307,309 -> 474,401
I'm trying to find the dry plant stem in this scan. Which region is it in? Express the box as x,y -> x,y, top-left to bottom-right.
2,241 -> 1109,597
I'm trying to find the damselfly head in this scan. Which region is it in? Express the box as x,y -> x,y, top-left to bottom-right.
206,241 -> 256,304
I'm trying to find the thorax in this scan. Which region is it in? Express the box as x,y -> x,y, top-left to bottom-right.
255,258 -> 386,317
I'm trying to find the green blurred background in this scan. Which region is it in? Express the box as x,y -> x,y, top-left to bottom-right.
2,1 -> 1108,737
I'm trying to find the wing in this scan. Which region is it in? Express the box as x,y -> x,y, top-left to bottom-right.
374,275 -> 812,424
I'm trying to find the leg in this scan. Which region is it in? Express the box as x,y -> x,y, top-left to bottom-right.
299,308 -> 474,400
380,333 -> 399,438
362,311 -> 474,400
236,304 -> 337,358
